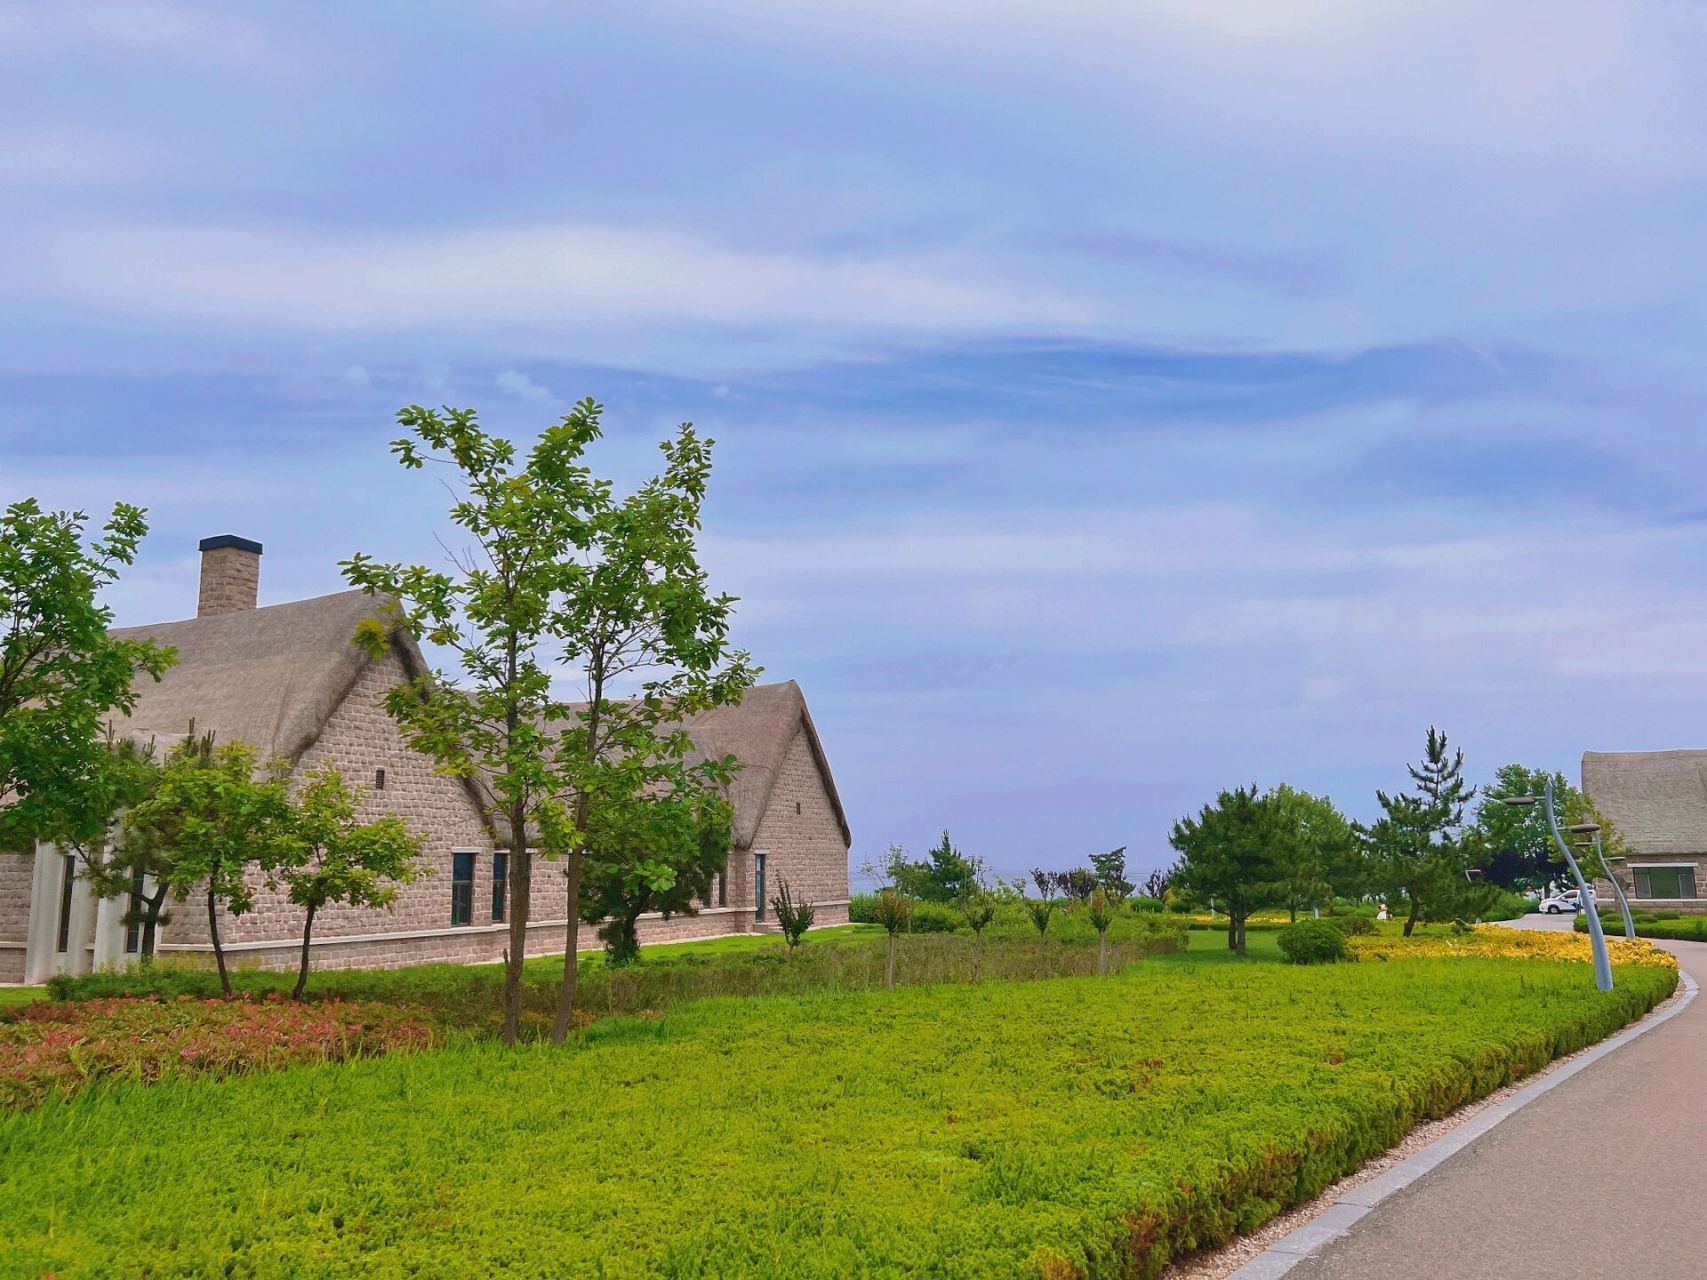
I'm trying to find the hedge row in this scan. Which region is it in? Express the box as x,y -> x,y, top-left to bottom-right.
1576,912 -> 1707,943
1,951 -> 1674,1278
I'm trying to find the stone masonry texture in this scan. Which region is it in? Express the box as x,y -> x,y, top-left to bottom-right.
153,647 -> 850,975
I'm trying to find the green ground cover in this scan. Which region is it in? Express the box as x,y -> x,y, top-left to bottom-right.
0,949 -> 1673,1279
0,987 -> 43,1007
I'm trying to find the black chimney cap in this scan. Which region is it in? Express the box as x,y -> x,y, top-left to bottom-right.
198,534 -> 263,555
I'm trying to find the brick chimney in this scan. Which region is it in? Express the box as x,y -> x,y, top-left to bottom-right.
197,535 -> 263,617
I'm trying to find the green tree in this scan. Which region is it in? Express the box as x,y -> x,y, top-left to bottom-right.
0,499 -> 174,851
1089,846 -> 1133,900
917,830 -> 977,902
59,734 -> 170,956
1364,728 -> 1487,936
579,789 -> 733,965
1087,887 -> 1115,974
277,766 -> 425,998
1471,764 -> 1626,892
126,733 -> 295,994
870,889 -> 911,989
958,888 -> 997,982
344,399 -> 754,1045
1169,786 -> 1282,956
1268,785 -> 1355,920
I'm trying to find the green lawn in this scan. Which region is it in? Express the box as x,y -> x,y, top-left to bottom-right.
0,949 -> 1673,1279
0,986 -> 43,1007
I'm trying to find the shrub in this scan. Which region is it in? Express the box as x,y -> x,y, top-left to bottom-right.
908,901 -> 962,934
1335,914 -> 1376,937
1577,914 -> 1707,944
0,995 -> 435,1108
1277,919 -> 1349,965
1128,896 -> 1165,914
771,879 -> 815,955
847,892 -> 879,924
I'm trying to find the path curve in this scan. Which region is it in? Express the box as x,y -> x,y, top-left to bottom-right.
1272,916 -> 1707,1280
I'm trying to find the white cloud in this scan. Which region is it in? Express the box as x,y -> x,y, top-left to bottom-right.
495,368 -> 552,402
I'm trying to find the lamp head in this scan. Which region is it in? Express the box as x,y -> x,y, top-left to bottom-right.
1501,795 -> 1539,808
1565,822 -> 1601,835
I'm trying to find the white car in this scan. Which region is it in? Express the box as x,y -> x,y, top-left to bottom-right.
1538,890 -> 1589,914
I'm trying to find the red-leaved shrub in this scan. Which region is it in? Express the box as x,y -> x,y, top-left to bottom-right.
0,995 -> 435,1108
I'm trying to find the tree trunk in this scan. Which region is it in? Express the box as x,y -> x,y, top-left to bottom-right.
1289,903 -> 1298,923
1230,911 -> 1248,957
972,931 -> 982,984
503,812 -> 531,1047
207,886 -> 230,996
1403,897 -> 1420,938
292,902 -> 318,1000
1097,929 -> 1108,976
552,686 -> 603,1045
885,930 -> 896,990
140,885 -> 168,959
550,847 -> 586,1043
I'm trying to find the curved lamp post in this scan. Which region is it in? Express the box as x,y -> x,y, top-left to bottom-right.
1502,778 -> 1613,991
1578,831 -> 1635,941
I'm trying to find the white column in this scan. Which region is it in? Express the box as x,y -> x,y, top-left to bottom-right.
23,843 -> 64,984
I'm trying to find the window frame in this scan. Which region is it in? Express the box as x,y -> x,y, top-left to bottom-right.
450,850 -> 477,926
491,850 -> 509,922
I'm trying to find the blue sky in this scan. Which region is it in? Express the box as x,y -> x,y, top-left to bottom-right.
7,2 -> 1707,885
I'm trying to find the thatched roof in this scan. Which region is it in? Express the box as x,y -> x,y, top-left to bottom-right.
1582,750 -> 1707,856
109,590 -> 393,763
109,595 -> 848,851
676,679 -> 850,850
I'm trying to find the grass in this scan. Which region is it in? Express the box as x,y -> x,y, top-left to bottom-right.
0,943 -> 1674,1279
0,987 -> 43,1008
44,919 -> 1191,1037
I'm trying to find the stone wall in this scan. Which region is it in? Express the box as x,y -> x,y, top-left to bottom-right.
0,847 -> 34,982
1594,856 -> 1707,915
150,647 -> 852,975
748,725 -> 851,911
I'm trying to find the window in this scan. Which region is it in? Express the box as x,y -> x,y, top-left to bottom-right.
125,867 -> 146,954
451,852 -> 476,925
1634,865 -> 1698,900
374,768 -> 386,791
56,855 -> 75,953
492,851 -> 508,922
717,872 -> 727,907
753,852 -> 767,922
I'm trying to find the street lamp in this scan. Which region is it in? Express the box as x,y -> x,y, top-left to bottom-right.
1576,831 -> 1635,941
1501,778 -> 1613,991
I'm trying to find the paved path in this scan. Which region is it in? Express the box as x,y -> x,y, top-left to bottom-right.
1284,917 -> 1707,1280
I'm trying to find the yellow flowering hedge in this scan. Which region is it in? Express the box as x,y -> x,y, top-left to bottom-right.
1349,924 -> 1677,971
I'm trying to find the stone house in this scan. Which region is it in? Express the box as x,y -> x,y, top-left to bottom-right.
1,536 -> 851,983
1583,750 -> 1707,912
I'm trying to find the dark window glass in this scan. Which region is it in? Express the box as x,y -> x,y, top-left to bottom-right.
718,871 -> 727,908
56,855 -> 76,953
451,851 -> 476,925
754,853 -> 767,922
374,768 -> 386,791
492,851 -> 508,922
125,867 -> 146,954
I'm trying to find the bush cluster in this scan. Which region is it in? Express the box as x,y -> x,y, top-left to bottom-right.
0,995 -> 435,1108
1,955 -> 1674,1278
1277,919 -> 1349,964
1576,913 -> 1707,943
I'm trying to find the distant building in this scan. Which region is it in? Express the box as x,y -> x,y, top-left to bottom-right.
1,536 -> 850,983
1582,750 -> 1707,911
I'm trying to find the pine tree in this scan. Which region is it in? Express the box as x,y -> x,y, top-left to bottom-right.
1365,728 -> 1487,936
